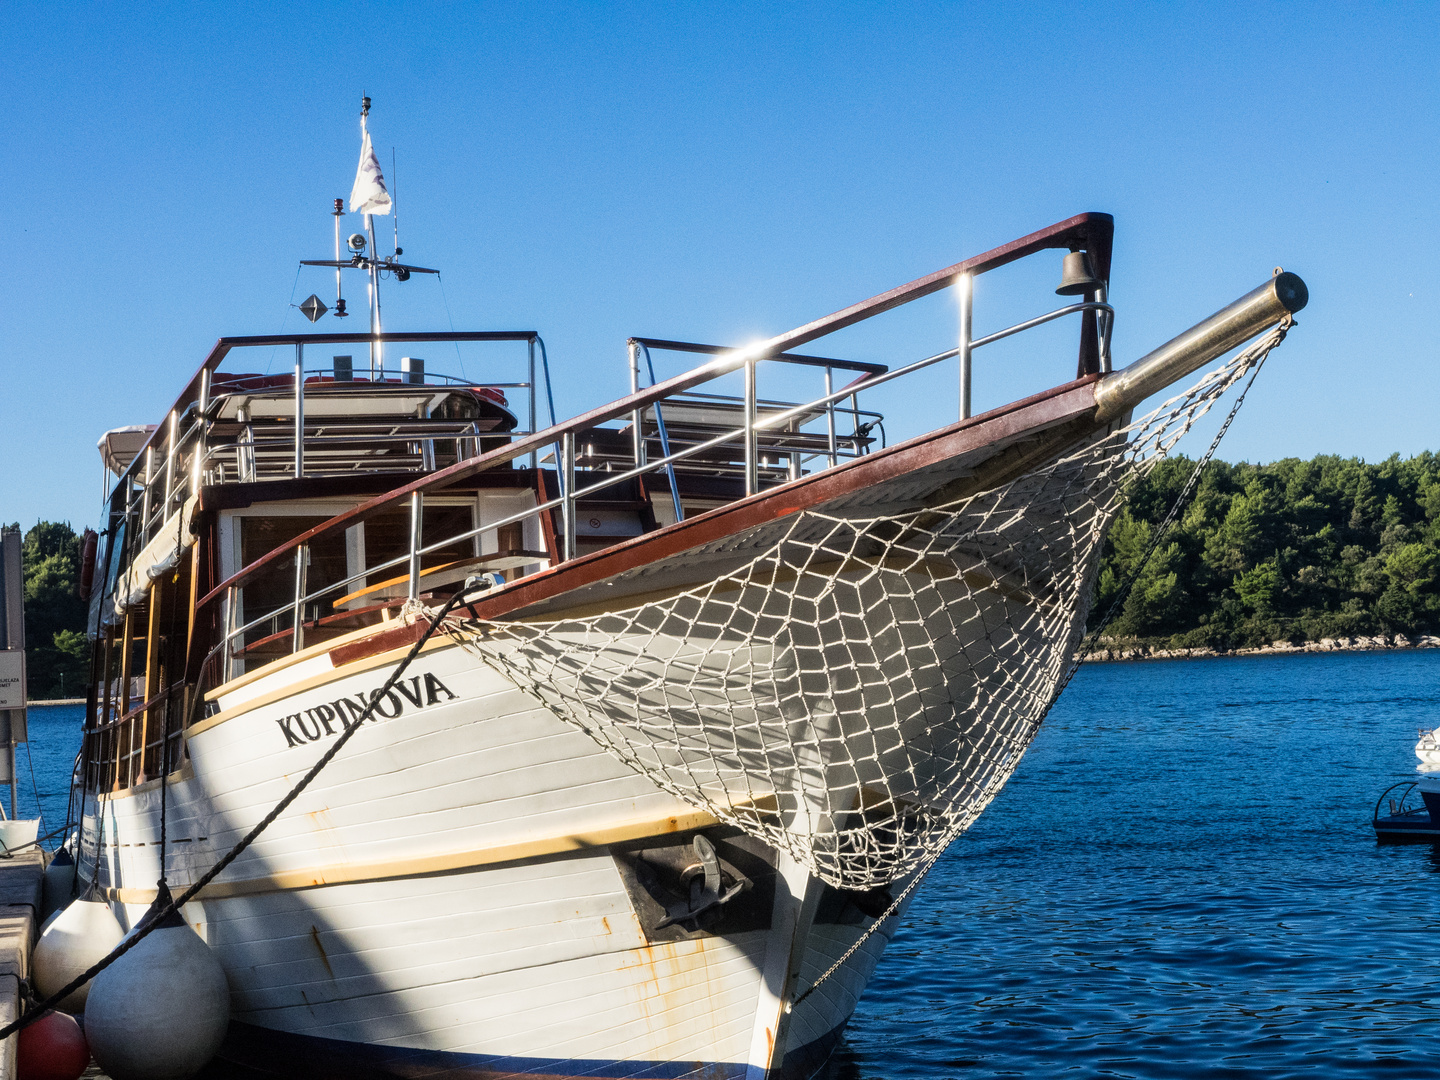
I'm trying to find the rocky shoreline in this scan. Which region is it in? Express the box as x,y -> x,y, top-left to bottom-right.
1086,633 -> 1440,663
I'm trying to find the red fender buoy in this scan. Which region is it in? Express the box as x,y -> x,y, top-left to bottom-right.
17,1009 -> 89,1080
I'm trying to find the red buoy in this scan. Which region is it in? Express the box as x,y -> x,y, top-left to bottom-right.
17,1009 -> 89,1080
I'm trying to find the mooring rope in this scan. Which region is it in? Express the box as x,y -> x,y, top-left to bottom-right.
0,588 -> 470,1040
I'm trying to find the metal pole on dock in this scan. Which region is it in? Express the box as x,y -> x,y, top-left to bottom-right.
0,528 -> 26,820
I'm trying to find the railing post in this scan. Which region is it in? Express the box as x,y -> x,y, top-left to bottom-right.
528,337 -> 539,472
561,431 -> 577,561
628,340 -> 643,468
1095,283 -> 1112,373
743,358 -> 758,496
162,410 -> 178,513
197,366 -> 211,489
418,400 -> 437,472
139,447 -> 155,541
294,343 -> 305,478
292,542 -> 308,652
638,342 -> 683,523
407,491 -> 423,601
238,405 -> 255,483
824,367 -> 838,468
222,586 -> 237,681
957,271 -> 973,420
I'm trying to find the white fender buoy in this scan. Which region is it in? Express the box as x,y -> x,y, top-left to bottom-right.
41,848 -> 77,924
38,906 -> 61,936
32,897 -> 125,1012
85,884 -> 230,1080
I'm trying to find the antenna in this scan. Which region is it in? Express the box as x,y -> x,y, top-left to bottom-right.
392,147 -> 401,256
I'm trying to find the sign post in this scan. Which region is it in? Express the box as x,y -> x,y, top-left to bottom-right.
0,528 -> 26,819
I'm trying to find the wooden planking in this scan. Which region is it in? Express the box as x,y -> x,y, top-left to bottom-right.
169,650 -> 682,874
94,653 -> 704,896
208,861 -> 637,1001
186,858 -> 767,1063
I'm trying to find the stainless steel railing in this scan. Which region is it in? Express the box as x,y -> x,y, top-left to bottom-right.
201,296 -> 1117,681
184,212 -> 1130,684
104,335 -> 555,578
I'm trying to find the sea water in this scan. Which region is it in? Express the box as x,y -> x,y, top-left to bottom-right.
23,650 -> 1440,1078
837,649 -> 1440,1079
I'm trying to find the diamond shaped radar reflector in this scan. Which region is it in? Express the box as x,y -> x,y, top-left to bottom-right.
299,294 -> 328,322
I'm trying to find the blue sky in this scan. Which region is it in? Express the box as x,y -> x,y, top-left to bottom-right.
3,2 -> 1437,530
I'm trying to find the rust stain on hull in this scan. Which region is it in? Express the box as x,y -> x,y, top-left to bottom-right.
309,924 -> 336,980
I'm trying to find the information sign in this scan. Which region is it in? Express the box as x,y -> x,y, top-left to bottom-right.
0,651 -> 22,710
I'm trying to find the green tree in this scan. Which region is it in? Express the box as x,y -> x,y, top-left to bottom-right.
1091,452 -> 1440,648
10,521 -> 90,699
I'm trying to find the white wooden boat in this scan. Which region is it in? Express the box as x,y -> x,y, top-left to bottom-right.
68,108 -> 1306,1079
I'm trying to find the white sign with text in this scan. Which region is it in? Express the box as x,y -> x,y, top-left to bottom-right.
0,651 -> 24,710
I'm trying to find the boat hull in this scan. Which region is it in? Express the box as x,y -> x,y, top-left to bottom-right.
80,637 -> 900,1078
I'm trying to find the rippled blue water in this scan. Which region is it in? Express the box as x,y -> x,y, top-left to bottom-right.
24,651 -> 1440,1077
836,649 -> 1440,1079
13,702 -> 82,836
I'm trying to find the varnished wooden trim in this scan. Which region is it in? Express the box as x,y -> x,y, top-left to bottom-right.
328,619 -> 428,666
97,808 -> 720,904
202,608 -> 405,702
98,761 -> 196,801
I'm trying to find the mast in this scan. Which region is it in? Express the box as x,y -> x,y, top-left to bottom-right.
362,96 -> 384,378
299,102 -> 434,342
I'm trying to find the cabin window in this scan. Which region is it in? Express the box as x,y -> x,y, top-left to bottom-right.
219,500 -> 478,679
232,515 -> 348,666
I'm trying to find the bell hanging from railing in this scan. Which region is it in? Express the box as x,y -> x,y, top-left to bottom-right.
1056,250 -> 1100,296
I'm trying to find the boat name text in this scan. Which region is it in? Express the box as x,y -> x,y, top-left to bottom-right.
275,672 -> 457,748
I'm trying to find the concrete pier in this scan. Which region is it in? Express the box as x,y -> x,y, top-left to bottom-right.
0,849 -> 45,1079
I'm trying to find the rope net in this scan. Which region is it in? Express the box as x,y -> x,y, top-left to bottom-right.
451,344 -> 1278,890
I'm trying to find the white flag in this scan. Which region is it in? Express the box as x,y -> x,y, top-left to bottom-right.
349,129 -> 392,216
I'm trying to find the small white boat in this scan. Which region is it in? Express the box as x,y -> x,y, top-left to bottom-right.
1416,729 -> 1440,772
64,101 -> 1305,1078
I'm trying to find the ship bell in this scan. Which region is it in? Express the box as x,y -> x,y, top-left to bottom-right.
1055,250 -> 1100,296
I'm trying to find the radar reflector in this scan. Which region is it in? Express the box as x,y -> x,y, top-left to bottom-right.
299,294 -> 328,322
